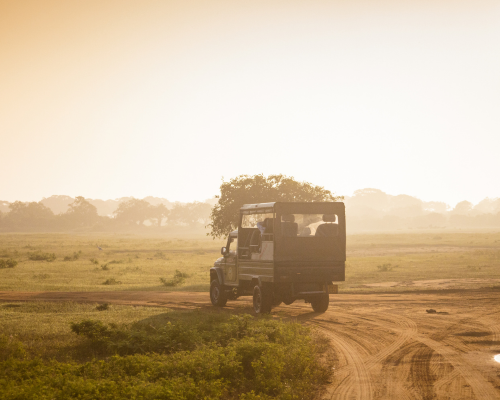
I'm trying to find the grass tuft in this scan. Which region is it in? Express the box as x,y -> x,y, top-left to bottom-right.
102,278 -> 121,285
159,269 -> 190,287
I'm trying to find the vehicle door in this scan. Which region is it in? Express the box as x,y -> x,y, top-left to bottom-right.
223,236 -> 238,284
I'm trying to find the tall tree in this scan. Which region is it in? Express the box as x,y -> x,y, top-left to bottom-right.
4,201 -> 55,230
149,203 -> 170,227
169,202 -> 211,228
65,196 -> 99,227
113,198 -> 152,225
207,174 -> 341,238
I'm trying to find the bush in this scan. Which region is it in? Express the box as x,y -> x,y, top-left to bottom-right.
377,263 -> 395,272
89,258 -> 99,265
101,264 -> 110,271
63,251 -> 82,261
159,269 -> 190,287
96,303 -> 110,311
0,334 -> 26,361
102,278 -> 121,285
0,259 -> 17,269
1,313 -> 332,399
27,251 -> 56,262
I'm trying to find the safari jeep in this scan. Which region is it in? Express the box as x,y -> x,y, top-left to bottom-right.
210,202 -> 346,313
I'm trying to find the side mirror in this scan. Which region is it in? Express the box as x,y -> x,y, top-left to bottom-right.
221,247 -> 228,256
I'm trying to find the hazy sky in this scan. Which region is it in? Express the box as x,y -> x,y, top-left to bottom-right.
1,0 -> 499,207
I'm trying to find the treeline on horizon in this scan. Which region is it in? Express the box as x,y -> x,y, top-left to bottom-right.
0,196 -> 212,233
1,188 -> 500,233
346,188 -> 500,231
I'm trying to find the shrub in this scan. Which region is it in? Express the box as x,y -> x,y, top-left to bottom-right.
102,278 -> 121,285
63,251 -> 82,261
377,263 -> 395,272
0,314 -> 332,399
101,264 -> 110,271
0,334 -> 27,361
108,260 -> 124,264
70,320 -> 112,343
160,269 -> 190,287
96,303 -> 110,311
27,251 -> 56,262
0,259 -> 17,269
89,258 -> 99,265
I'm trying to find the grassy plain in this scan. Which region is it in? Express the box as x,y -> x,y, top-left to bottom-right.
0,233 -> 225,292
1,231 -> 499,293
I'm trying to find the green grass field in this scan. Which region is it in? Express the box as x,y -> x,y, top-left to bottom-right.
1,231 -> 500,293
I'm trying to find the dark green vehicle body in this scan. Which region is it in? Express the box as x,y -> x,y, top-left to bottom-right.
210,202 -> 346,313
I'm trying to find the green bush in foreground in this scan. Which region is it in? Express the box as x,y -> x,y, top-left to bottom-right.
0,314 -> 330,400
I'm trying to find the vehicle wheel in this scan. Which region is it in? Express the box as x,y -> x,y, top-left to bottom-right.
311,293 -> 329,313
210,280 -> 227,307
253,285 -> 272,314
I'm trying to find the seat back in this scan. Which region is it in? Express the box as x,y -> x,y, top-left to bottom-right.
281,222 -> 298,237
315,223 -> 338,237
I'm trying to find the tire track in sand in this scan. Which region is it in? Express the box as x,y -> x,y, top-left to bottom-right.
310,312 -> 417,400
395,313 -> 500,400
314,322 -> 373,400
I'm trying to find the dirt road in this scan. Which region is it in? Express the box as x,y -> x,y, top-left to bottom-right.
1,289 -> 500,399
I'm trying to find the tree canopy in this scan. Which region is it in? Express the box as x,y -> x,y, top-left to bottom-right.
3,201 -> 55,230
149,204 -> 170,227
207,174 -> 341,238
113,198 -> 152,225
169,202 -> 211,227
65,196 -> 99,227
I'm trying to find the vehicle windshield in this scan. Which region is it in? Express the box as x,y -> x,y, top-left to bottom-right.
281,213 -> 338,237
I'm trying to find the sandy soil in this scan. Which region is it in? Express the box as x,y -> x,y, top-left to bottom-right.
1,289 -> 500,400
357,278 -> 500,290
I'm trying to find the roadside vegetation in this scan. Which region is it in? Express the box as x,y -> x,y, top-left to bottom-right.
0,302 -> 331,399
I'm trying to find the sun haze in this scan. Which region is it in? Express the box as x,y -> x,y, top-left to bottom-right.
1,0 -> 499,205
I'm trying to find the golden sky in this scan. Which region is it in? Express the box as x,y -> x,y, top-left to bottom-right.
1,0 -> 499,205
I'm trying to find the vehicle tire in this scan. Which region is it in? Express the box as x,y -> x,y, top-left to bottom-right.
210,280 -> 227,307
311,293 -> 329,313
253,285 -> 272,314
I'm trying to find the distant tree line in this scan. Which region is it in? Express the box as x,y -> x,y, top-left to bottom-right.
0,197 -> 212,232
1,182 -> 499,233
345,189 -> 500,232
